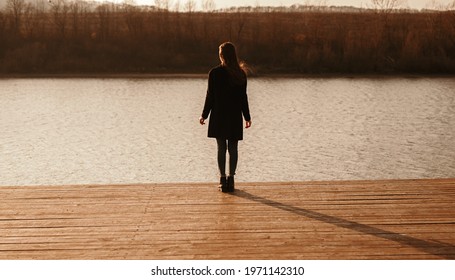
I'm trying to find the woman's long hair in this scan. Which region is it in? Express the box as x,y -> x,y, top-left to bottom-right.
219,42 -> 248,85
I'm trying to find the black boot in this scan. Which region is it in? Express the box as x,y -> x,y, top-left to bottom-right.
219,176 -> 228,193
227,176 -> 235,192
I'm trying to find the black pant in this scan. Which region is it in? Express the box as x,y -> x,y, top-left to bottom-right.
216,138 -> 238,177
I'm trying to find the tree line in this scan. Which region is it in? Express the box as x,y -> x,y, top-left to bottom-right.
0,0 -> 454,75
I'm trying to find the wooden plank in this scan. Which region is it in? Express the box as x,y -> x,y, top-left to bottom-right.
0,178 -> 454,260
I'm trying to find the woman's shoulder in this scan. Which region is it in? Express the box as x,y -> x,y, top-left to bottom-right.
209,65 -> 226,76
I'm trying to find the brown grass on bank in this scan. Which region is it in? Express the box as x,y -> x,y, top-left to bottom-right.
0,3 -> 454,75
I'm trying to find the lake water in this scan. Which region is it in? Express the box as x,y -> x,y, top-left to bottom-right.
1,77 -> 454,186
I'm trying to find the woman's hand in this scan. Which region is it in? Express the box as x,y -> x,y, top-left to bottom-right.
199,117 -> 206,125
245,120 -> 252,128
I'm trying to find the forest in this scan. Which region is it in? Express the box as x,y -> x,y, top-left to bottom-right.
1,0 -> 454,75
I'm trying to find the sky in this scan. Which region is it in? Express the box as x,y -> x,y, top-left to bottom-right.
130,0 -> 454,10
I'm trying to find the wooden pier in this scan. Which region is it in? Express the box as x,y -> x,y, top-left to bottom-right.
0,178 -> 454,259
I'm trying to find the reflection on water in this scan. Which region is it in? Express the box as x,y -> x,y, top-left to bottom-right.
1,77 -> 454,186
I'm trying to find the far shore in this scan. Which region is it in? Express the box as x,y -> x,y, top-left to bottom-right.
1,72 -> 454,80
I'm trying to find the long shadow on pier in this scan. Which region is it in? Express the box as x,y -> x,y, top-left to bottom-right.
233,189 -> 455,259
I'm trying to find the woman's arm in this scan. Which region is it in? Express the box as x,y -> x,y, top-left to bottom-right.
241,80 -> 251,123
201,69 -> 216,122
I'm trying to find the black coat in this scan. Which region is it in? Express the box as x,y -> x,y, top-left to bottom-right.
202,65 -> 251,140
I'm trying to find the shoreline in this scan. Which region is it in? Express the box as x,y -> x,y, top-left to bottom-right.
1,72 -> 455,79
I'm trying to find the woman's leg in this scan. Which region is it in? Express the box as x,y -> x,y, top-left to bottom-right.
227,139 -> 239,176
216,138 -> 227,177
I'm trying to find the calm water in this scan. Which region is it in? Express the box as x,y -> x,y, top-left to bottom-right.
1,77 -> 454,186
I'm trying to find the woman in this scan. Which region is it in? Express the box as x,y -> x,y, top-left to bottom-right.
199,42 -> 252,193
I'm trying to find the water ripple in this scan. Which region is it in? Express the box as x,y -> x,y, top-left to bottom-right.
1,77 -> 454,186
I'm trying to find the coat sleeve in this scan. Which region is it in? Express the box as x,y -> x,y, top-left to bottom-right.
201,70 -> 215,119
241,80 -> 251,122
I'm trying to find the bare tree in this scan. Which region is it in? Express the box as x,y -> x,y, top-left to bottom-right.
0,10 -> 4,27
235,12 -> 246,42
69,0 -> 82,38
184,0 -> 196,13
35,0 -> 48,12
173,0 -> 181,12
155,0 -> 172,11
49,0 -> 70,38
97,3 -> 113,40
371,0 -> 407,11
154,0 -> 171,38
0,11 -> 4,36
123,0 -> 137,6
427,0 -> 455,10
24,0 -> 47,38
303,0 -> 328,9
202,0 -> 215,12
123,4 -> 144,38
22,2 -> 37,37
7,0 -> 25,34
305,0 -> 328,6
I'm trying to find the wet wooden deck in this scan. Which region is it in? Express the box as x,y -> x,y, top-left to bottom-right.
1,178 -> 454,259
